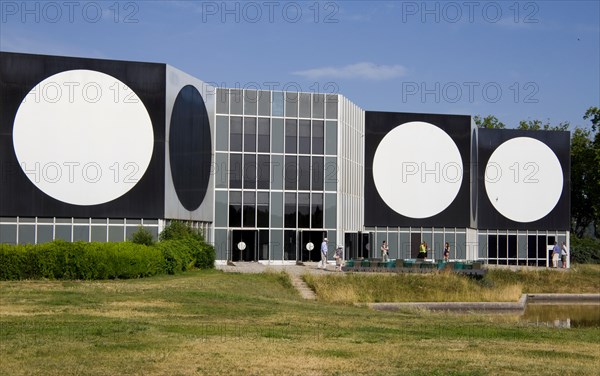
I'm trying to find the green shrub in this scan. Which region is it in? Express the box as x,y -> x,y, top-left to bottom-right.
159,220 -> 205,242
570,236 -> 600,264
131,226 -> 155,246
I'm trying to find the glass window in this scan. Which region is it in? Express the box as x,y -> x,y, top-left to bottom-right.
258,91 -> 271,116
37,225 -> 52,243
325,94 -> 338,119
244,90 -> 257,115
324,193 -> 336,228
285,193 -> 297,228
214,229 -> 228,260
55,226 -> 71,241
215,153 -> 228,189
0,224 -> 17,244
298,156 -> 310,190
285,119 -> 297,153
215,191 -> 228,227
271,230 -> 284,261
479,234 -> 488,260
243,192 -> 256,228
244,154 -> 256,189
216,116 -> 228,151
388,232 -> 399,259
499,235 -> 508,259
229,191 -> 242,227
229,154 -> 242,189
311,193 -> 323,229
38,217 -> 53,223
257,118 -> 270,153
230,117 -> 243,152
216,88 -> 229,114
312,120 -> 324,155
92,218 -> 107,224
325,121 -> 337,155
109,218 -> 124,225
400,232 -> 410,259
285,156 -> 297,190
257,192 -> 269,228
257,155 -> 270,189
271,192 -> 283,228
312,94 -> 324,118
299,93 -> 311,118
285,92 -> 298,117
271,155 -> 283,190
91,226 -> 107,242
299,120 -> 311,154
272,119 -> 284,153
230,89 -> 243,115
518,234 -> 527,259
434,232 -> 444,260
456,232 -> 466,259
18,225 -> 36,244
73,226 -> 89,242
272,91 -> 284,116
126,219 -> 141,225
508,235 -> 517,259
325,157 -> 337,191
244,117 -> 256,152
298,193 -> 310,228
312,157 -> 324,191
109,226 -> 123,242
74,218 -> 89,224
284,230 -> 297,261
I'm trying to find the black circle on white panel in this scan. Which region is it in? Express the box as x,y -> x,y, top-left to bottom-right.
169,85 -> 211,211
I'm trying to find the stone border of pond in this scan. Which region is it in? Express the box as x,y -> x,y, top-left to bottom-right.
365,294 -> 600,312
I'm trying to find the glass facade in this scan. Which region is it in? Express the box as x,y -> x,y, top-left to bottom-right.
214,88 -> 340,262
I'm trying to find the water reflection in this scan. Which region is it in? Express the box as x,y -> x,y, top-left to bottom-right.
522,303 -> 600,328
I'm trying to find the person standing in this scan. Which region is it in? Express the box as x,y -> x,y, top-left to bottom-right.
443,242 -> 450,262
335,245 -> 343,271
320,237 -> 328,270
551,241 -> 560,268
418,241 -> 427,260
561,242 -> 568,269
381,240 -> 389,262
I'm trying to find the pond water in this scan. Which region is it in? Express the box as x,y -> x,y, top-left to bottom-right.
522,303 -> 600,328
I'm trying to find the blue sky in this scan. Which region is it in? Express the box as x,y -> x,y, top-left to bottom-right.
1,0 -> 598,129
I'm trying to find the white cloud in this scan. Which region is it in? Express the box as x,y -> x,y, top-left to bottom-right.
292,62 -> 408,81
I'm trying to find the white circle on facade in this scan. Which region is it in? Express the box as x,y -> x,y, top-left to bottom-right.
485,137 -> 563,223
373,121 -> 463,218
306,242 -> 314,251
13,70 -> 154,206
237,242 -> 247,251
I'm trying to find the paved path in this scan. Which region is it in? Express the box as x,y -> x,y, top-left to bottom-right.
216,261 -> 346,300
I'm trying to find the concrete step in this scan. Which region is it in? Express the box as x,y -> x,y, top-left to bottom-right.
289,274 -> 316,300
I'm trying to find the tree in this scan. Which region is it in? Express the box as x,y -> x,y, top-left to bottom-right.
570,107 -> 600,238
517,119 -> 570,131
474,115 -> 506,129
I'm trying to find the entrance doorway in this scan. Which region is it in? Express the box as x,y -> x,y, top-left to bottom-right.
300,231 -> 327,261
231,230 -> 257,261
411,232 -> 421,258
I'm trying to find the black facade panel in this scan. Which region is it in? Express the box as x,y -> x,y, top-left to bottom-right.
364,111 -> 471,227
0,52 -> 166,218
477,128 -> 570,230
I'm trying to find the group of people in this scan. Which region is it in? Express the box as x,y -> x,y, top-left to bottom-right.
552,241 -> 569,268
319,238 -> 344,271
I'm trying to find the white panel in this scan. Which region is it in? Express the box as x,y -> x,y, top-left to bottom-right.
13,70 -> 153,206
484,137 -> 563,223
373,121 -> 463,219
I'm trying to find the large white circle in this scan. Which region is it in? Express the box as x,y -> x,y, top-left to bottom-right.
485,137 -> 563,223
373,121 -> 463,218
13,70 -> 154,206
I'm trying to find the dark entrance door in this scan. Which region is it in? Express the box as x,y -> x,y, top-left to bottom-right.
231,230 -> 257,261
300,231 -> 327,261
344,232 -> 359,260
360,232 -> 372,259
411,232 -> 421,259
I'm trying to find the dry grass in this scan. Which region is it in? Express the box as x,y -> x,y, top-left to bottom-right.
1,269 -> 599,376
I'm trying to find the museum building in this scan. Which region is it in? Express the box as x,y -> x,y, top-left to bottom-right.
0,52 -> 571,266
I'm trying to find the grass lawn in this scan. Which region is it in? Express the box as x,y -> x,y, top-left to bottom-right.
1,269 -> 599,375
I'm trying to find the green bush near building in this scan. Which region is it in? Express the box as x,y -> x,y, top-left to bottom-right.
570,236 -> 600,264
0,222 -> 215,280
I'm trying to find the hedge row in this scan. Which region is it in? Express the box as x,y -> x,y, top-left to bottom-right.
0,238 -> 215,280
570,236 -> 600,264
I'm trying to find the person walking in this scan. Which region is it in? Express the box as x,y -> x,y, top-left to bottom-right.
418,241 -> 427,260
381,240 -> 389,262
443,242 -> 450,262
551,241 -> 560,268
320,237 -> 328,270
